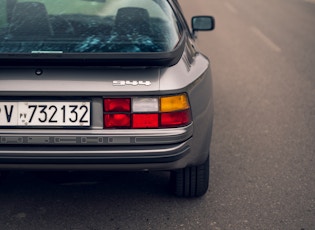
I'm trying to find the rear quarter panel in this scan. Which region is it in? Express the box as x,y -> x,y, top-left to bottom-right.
160,53 -> 214,166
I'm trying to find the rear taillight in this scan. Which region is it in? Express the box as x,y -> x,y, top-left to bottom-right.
103,94 -> 192,129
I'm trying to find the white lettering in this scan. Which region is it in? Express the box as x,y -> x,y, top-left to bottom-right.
112,80 -> 152,86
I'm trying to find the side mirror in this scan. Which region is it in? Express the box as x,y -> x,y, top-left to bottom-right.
192,16 -> 215,36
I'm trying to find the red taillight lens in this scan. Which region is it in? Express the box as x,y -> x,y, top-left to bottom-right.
103,94 -> 192,129
132,114 -> 159,128
160,109 -> 191,128
104,98 -> 131,112
104,114 -> 131,128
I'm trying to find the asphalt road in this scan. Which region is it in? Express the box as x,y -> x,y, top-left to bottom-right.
0,0 -> 315,229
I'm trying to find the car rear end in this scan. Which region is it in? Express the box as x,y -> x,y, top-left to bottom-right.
0,0 -> 214,197
0,56 -> 213,169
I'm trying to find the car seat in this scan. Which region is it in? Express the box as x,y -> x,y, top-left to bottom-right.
9,2 -> 53,37
114,7 -> 152,37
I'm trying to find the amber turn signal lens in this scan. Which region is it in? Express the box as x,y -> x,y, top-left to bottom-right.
160,94 -> 190,112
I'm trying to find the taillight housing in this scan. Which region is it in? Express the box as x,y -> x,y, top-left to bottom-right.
103,94 -> 192,129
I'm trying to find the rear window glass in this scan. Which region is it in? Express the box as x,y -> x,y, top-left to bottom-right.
0,0 -> 180,53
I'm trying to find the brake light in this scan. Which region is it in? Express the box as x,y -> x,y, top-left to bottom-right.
104,114 -> 130,128
103,94 -> 192,129
104,98 -> 130,112
133,114 -> 159,128
161,110 -> 191,128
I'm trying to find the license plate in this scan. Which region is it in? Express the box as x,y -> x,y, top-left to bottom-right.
0,101 -> 90,127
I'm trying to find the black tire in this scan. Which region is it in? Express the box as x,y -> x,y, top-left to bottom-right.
171,155 -> 209,197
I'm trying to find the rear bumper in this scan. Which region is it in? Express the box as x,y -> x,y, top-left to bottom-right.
0,140 -> 190,169
0,124 -> 192,145
0,125 -> 206,171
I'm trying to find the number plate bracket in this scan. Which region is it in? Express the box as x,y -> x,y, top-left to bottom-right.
0,101 -> 91,127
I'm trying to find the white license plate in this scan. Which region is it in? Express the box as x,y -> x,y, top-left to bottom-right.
0,101 -> 90,127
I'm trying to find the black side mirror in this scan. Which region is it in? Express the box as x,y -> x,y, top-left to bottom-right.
192,16 -> 215,36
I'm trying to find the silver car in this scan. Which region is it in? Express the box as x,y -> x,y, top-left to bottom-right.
0,0 -> 215,197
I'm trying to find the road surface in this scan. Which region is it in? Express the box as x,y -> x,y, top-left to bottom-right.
0,0 -> 314,229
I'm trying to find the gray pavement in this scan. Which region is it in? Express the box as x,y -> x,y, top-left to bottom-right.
0,0 -> 315,229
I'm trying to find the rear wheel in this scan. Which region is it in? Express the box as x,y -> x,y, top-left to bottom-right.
171,155 -> 209,197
